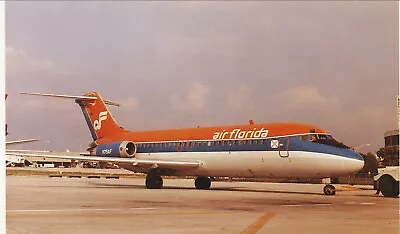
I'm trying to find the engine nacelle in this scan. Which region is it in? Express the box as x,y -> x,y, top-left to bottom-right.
95,141 -> 136,157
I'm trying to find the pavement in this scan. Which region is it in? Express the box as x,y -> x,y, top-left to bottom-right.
6,175 -> 399,234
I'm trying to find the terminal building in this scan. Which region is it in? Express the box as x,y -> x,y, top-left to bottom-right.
377,96 -> 400,166
384,129 -> 399,148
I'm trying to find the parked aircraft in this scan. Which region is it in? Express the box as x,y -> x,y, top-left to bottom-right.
9,92 -> 365,195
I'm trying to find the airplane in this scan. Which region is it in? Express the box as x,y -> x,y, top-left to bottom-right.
8,91 -> 365,195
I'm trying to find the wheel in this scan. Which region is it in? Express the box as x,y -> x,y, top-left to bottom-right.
145,175 -> 163,189
195,176 -> 211,189
323,184 -> 336,196
379,176 -> 399,198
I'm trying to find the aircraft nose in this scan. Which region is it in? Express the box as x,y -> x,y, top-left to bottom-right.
344,151 -> 365,174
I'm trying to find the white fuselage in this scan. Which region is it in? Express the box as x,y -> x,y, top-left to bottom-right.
133,150 -> 363,179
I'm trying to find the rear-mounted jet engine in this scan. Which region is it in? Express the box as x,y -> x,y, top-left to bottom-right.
95,141 -> 136,157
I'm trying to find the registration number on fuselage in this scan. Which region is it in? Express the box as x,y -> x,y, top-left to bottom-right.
102,149 -> 112,155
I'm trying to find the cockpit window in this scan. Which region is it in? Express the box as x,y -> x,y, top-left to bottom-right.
313,135 -> 350,149
317,134 -> 333,140
300,134 -> 350,149
310,134 -> 318,141
300,135 -> 308,141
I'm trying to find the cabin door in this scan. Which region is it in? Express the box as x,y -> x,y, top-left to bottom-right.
271,137 -> 289,158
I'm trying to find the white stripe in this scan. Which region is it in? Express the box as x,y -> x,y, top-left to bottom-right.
7,207 -> 155,213
344,202 -> 356,204
360,202 -> 374,205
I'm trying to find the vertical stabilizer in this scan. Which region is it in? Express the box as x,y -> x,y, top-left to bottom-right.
77,92 -> 123,140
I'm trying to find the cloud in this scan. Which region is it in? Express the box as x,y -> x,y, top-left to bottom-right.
271,85 -> 341,111
6,46 -> 72,77
170,82 -> 209,111
117,96 -> 139,111
14,97 -> 77,114
225,84 -> 256,111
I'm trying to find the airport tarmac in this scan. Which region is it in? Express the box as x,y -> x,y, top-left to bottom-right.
6,176 -> 399,234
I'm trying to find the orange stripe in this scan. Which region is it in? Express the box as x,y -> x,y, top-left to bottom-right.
98,122 -> 327,143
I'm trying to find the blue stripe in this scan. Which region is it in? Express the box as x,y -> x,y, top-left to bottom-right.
134,136 -> 363,161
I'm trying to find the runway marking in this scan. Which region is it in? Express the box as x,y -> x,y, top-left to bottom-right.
344,202 -> 356,204
281,204 -> 304,207
281,203 -> 331,207
240,212 -> 276,234
360,202 -> 375,205
342,185 -> 361,190
7,208 -> 232,218
7,207 -> 156,213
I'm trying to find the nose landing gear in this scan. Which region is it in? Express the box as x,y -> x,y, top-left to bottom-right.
323,184 -> 336,196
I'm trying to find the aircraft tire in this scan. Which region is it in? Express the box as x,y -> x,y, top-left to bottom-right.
379,175 -> 399,198
145,175 -> 163,189
323,184 -> 336,196
195,176 -> 211,189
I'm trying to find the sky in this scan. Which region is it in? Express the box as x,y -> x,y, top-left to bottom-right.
4,1 -> 399,153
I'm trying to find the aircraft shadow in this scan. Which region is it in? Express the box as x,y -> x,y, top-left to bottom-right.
87,181 -> 325,196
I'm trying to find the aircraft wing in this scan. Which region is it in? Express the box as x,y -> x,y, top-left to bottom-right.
5,152 -> 201,170
6,139 -> 39,146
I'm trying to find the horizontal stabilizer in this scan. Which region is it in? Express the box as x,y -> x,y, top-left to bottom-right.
20,92 -> 120,107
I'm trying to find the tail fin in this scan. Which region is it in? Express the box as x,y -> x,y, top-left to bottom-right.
20,92 -> 124,140
77,92 -> 124,140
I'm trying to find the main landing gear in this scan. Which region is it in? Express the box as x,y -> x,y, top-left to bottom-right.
195,176 -> 211,189
145,174 -> 163,189
323,184 -> 336,196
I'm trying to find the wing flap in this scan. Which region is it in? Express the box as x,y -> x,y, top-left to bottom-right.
5,152 -> 200,169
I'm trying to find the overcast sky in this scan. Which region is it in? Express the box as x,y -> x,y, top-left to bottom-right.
5,1 -> 399,152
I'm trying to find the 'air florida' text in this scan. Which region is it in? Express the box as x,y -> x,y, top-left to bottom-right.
213,128 -> 269,140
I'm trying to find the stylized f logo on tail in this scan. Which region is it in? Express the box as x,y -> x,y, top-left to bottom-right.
93,111 -> 108,130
